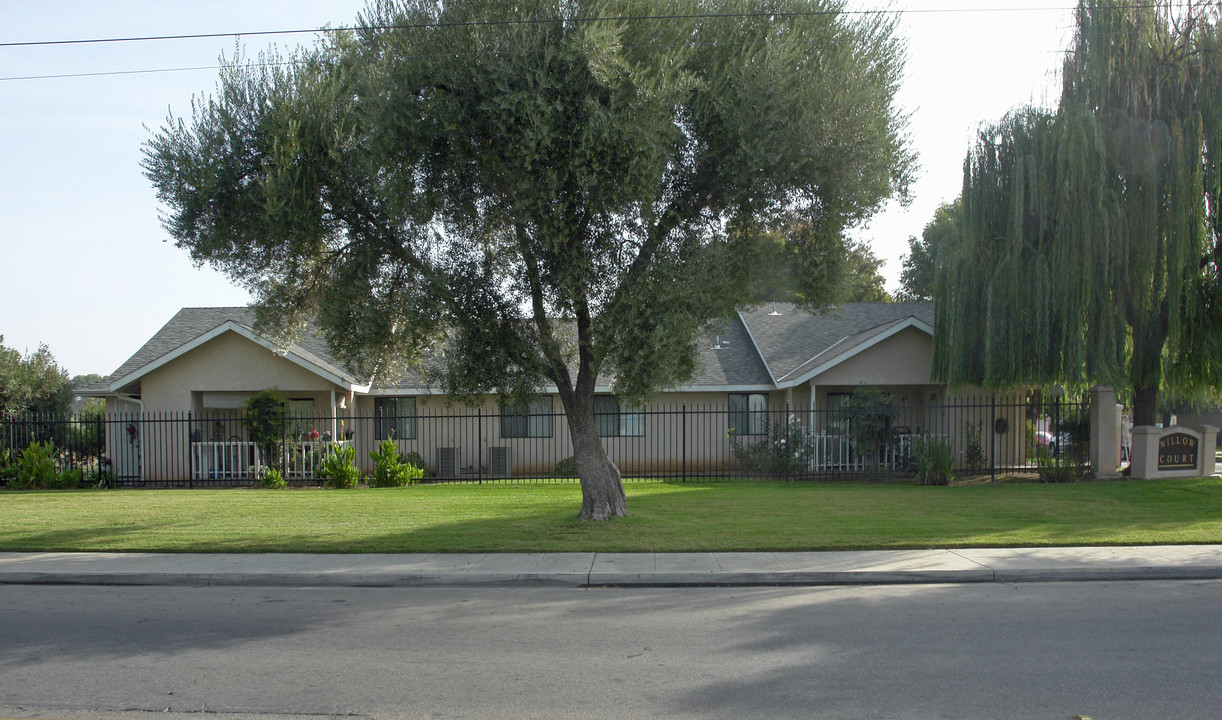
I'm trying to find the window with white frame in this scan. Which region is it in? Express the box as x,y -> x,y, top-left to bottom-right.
728,393 -> 768,436
501,396 -> 553,438
594,395 -> 645,437
374,397 -> 417,440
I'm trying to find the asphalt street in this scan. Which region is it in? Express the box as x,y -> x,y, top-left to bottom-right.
2,579 -> 1221,719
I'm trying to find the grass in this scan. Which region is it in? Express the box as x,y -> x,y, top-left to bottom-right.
1,477 -> 1220,553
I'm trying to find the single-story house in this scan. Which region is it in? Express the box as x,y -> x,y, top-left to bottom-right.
82,302 -> 1022,482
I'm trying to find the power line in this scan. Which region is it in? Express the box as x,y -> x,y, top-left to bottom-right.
0,4 -> 1171,49
1,65 -> 244,82
0,3 -> 1195,82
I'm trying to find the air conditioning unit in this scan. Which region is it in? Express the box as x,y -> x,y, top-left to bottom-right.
436,447 -> 460,477
490,446 -> 512,477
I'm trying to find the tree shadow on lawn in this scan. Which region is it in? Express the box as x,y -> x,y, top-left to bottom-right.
4,479 -> 1222,553
265,484 -> 1222,553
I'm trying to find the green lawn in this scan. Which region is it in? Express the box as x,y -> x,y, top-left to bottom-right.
1,478 -> 1220,553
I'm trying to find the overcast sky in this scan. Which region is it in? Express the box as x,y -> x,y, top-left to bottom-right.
0,1 -> 1074,376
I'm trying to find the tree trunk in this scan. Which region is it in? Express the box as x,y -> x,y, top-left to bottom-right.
564,392 -> 626,520
1132,386 -> 1158,428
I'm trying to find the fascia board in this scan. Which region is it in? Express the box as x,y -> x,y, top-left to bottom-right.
108,321 -> 369,394
365,383 -> 777,397
367,387 -> 447,396
775,317 -> 934,390
667,384 -> 777,393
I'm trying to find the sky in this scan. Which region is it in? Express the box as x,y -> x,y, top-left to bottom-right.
0,1 -> 1075,377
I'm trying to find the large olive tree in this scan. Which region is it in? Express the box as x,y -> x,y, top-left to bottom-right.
144,0 -> 913,518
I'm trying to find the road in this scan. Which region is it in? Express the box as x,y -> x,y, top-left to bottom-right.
1,580 -> 1220,719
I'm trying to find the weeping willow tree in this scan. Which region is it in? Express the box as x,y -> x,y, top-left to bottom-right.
935,0 -> 1222,426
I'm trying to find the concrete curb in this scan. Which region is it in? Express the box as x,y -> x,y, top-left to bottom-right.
2,547 -> 1221,588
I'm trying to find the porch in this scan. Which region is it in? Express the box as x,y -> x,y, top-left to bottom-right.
190,439 -> 353,481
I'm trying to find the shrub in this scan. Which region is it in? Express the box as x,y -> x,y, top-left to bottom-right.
84,459 -> 114,489
49,467 -> 83,490
1025,419 -> 1040,458
261,466 -> 286,489
244,389 -> 287,471
1058,412 -> 1091,463
730,418 -> 815,474
402,451 -> 430,477
843,386 -> 896,473
63,405 -> 105,458
913,436 -> 955,486
0,449 -> 16,486
553,456 -> 577,477
964,421 -> 986,469
368,438 -> 424,487
319,444 -> 361,489
1035,447 -> 1080,483
12,441 -> 57,490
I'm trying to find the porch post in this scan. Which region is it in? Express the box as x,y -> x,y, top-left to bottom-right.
330,389 -> 338,441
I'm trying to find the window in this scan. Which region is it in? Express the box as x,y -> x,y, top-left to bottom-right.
287,398 -> 317,440
594,396 -> 645,437
501,396 -> 553,438
825,392 -> 850,435
375,397 -> 417,440
728,393 -> 769,435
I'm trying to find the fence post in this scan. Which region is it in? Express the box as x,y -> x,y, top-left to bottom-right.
187,410 -> 194,489
681,403 -> 687,483
1054,391 -> 1062,463
95,411 -> 104,487
990,395 -> 996,483
478,406 -> 483,485
281,410 -> 288,483
784,402 -> 791,483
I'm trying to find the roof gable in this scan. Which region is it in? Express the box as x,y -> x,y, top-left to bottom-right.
93,302 -> 934,398
738,302 -> 934,389
104,308 -> 367,394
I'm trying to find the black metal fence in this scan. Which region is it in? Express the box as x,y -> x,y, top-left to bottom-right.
1,396 -> 1092,488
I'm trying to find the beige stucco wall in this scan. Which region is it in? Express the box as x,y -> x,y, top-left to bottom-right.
140,331 -> 345,414
108,324 -> 1050,481
350,390 -> 801,477
120,331 -> 349,482
808,326 -> 933,387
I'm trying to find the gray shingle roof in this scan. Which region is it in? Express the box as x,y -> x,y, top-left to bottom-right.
688,316 -> 775,388
98,302 -> 934,395
738,302 -> 934,387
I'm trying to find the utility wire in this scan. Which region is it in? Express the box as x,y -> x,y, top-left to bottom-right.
0,3 -> 1196,82
2,65 -> 237,82
0,4 -> 1177,48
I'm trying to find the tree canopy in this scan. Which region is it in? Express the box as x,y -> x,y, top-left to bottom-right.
747,223 -> 893,304
897,199 -> 958,303
144,0 -> 914,517
934,0 -> 1222,425
0,335 -> 71,417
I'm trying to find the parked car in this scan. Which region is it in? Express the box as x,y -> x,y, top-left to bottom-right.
1035,430 -> 1075,458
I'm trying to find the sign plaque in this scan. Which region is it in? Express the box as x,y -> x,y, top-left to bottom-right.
1157,432 -> 1199,471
